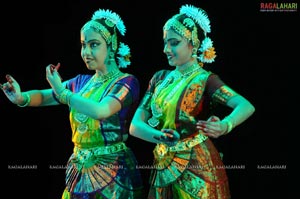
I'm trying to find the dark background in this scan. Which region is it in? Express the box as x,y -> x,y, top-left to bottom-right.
1,0 -> 294,198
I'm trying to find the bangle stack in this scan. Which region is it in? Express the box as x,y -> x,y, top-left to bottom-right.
57,89 -> 73,106
223,115 -> 235,134
17,93 -> 31,107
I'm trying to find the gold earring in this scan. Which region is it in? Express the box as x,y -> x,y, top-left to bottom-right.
192,48 -> 198,58
109,52 -> 115,60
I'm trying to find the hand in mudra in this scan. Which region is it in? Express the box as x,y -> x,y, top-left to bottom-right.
0,74 -> 23,104
196,116 -> 227,138
46,63 -> 63,95
153,129 -> 180,146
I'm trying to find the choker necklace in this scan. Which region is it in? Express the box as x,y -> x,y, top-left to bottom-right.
173,63 -> 201,79
93,69 -> 122,87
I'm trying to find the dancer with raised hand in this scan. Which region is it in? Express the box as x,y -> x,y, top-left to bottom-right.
1,8 -> 144,199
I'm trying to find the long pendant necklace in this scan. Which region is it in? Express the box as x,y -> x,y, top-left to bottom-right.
148,63 -> 202,128
74,70 -> 122,134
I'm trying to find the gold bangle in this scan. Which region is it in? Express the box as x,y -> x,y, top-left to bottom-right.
57,89 -> 73,105
17,93 -> 30,107
223,116 -> 234,134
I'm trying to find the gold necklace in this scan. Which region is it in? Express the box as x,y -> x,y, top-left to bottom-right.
74,70 -> 122,134
148,63 -> 202,128
93,69 -> 121,87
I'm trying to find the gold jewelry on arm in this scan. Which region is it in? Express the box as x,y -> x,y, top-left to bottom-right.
222,115 -> 235,134
17,93 -> 31,107
212,85 -> 238,105
56,88 -> 73,106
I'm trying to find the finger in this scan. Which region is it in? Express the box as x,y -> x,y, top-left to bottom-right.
46,64 -> 55,76
5,75 -> 16,92
162,130 -> 180,140
162,129 -> 174,135
50,63 -> 63,80
201,126 -> 217,134
55,62 -> 61,70
201,120 -> 218,130
197,121 -> 209,127
196,120 -> 205,124
50,63 -> 61,73
208,115 -> 219,122
5,74 -> 14,84
203,132 -> 217,138
155,133 -> 170,140
2,83 -> 14,93
50,65 -> 55,73
9,85 -> 15,92
0,83 -> 3,90
164,133 -> 173,139
49,64 -> 57,74
153,135 -> 163,141
198,122 -> 207,128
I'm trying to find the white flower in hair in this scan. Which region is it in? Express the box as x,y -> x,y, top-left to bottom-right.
180,4 -> 211,34
199,37 -> 213,52
117,57 -> 131,68
117,42 -> 130,56
117,42 -> 131,68
198,37 -> 216,63
92,9 -> 126,36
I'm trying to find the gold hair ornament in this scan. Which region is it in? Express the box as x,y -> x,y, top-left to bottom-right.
164,15 -> 199,47
82,9 -> 131,68
179,4 -> 217,63
180,4 -> 211,34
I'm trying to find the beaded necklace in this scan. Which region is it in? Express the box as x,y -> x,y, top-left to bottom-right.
73,69 -> 122,134
148,63 -> 202,127
92,69 -> 122,88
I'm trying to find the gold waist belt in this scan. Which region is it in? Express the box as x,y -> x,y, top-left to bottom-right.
74,142 -> 127,157
154,133 -> 208,159
169,133 -> 208,152
72,142 -> 127,169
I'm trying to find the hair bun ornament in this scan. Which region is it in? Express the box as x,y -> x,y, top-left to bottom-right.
179,4 -> 211,34
92,9 -> 126,36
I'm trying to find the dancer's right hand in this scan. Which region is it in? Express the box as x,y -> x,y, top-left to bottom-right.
0,74 -> 23,105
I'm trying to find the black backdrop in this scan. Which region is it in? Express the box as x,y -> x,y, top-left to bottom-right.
1,0 -> 294,198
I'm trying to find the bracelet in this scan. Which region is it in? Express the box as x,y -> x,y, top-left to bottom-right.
56,89 -> 73,105
17,93 -> 31,107
223,115 -> 234,134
